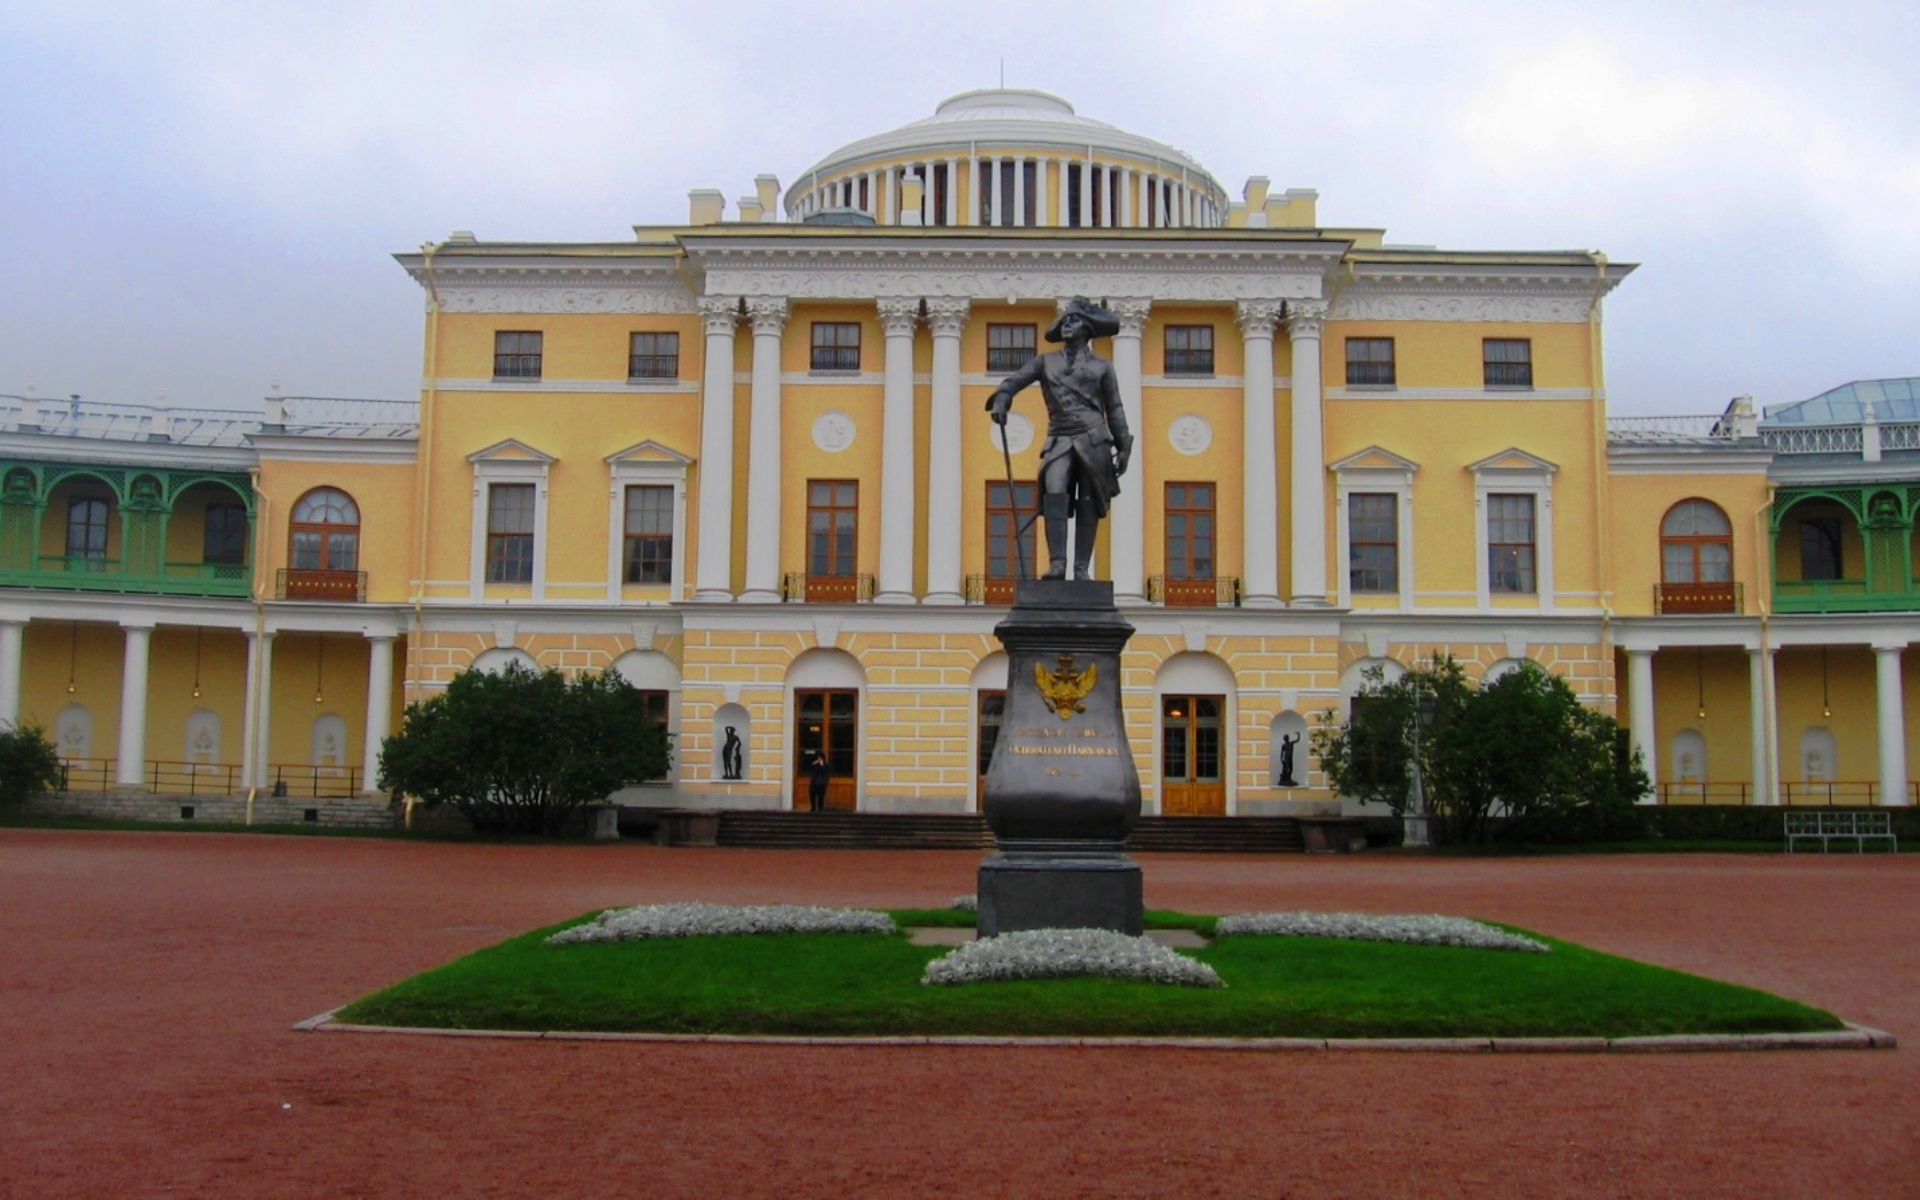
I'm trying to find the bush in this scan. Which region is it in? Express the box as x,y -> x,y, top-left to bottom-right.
1314,655 -> 1648,845
0,723 -> 64,806
378,662 -> 671,835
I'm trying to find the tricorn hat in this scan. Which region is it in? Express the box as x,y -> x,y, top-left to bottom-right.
1045,296 -> 1121,343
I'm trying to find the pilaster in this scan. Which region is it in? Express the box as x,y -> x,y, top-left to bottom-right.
924,297 -> 970,603
694,297 -> 740,600
740,297 -> 789,603
1287,299 -> 1329,606
875,296 -> 921,604
1236,300 -> 1284,607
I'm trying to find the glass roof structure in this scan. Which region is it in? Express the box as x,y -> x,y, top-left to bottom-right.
1765,378 -> 1920,425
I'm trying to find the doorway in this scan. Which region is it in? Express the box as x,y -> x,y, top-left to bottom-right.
793,689 -> 858,810
1161,693 -> 1226,815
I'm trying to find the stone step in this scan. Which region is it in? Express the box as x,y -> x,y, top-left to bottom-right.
710,811 -> 1305,853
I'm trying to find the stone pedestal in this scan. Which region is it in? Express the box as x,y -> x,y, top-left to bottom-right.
978,580 -> 1144,937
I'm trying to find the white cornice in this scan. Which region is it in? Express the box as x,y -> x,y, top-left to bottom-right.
1330,263 -> 1633,323
688,241 -> 1341,303
249,433 -> 417,464
395,256 -> 695,314
0,432 -> 256,472
1607,446 -> 1773,475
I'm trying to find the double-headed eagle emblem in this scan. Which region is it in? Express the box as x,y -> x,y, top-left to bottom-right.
1035,654 -> 1096,720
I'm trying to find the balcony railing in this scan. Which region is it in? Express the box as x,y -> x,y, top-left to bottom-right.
781,572 -> 874,603
1772,579 -> 1920,614
964,574 -> 1018,604
0,556 -> 251,598
56,759 -> 363,799
1147,575 -> 1242,607
1654,581 -> 1743,614
1656,781 -> 1919,806
277,568 -> 366,602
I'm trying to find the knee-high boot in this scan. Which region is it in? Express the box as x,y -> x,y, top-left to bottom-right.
1042,493 -> 1071,580
1073,497 -> 1099,581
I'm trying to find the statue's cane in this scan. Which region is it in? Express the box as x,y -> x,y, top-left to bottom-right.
998,410 -> 1030,581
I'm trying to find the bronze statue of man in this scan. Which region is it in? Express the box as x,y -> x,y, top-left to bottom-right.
985,297 -> 1134,581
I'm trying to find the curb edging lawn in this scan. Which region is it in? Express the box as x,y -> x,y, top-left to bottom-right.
292,1011 -> 1897,1053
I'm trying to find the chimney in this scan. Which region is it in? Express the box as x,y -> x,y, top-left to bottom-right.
899,175 -> 925,226
755,174 -> 782,220
1241,177 -> 1270,228
688,189 -> 725,226
738,197 -> 765,223
1267,188 -> 1319,228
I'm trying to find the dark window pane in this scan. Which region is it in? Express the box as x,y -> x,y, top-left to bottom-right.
204,503 -> 248,565
1349,493 -> 1398,593
1164,325 -> 1215,375
494,331 -> 543,379
1346,338 -> 1396,386
1483,339 -> 1532,387
1800,519 -> 1843,580
628,331 -> 679,380
623,485 -> 674,584
810,323 -> 861,371
987,324 -> 1037,373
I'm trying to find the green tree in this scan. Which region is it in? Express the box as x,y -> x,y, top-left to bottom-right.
378,662 -> 671,835
1314,655 -> 1647,845
0,723 -> 64,807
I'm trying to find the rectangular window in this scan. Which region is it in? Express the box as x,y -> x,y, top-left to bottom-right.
1484,338 -> 1533,388
1800,518 -> 1844,581
622,485 -> 673,584
1165,483 -> 1216,581
810,322 -> 861,372
1346,338 -> 1396,386
1066,164 -> 1082,228
66,497 -> 107,560
1164,326 -> 1215,376
485,483 -> 535,583
987,324 -> 1036,374
628,332 -> 679,380
807,480 -> 858,578
985,481 -> 1038,582
203,503 -> 248,566
1348,493 -> 1398,593
1488,493 -> 1536,593
493,331 -> 543,380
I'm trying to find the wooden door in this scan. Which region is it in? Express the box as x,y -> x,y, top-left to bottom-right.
1161,694 -> 1226,816
794,689 -> 858,811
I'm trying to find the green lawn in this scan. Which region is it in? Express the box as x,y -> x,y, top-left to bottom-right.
335,910 -> 1842,1040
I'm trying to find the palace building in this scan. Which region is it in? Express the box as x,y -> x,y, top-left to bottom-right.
1,88 -> 1915,823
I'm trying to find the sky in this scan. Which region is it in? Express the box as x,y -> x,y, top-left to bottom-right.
1,0 -> 1915,418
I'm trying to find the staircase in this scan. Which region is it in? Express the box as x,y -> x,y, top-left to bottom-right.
713,810 -> 1304,853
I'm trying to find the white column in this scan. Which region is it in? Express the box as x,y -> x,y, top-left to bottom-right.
924,298 -> 970,603
1748,647 -> 1774,806
361,634 -> 395,794
944,158 -> 957,226
1287,299 -> 1329,605
884,165 -> 898,224
1627,648 -> 1657,798
1874,643 -> 1907,806
694,298 -> 739,601
1119,168 -> 1133,227
876,297 -> 920,604
0,619 -> 23,728
865,170 -> 877,217
740,297 -> 788,602
1038,159 -> 1051,226
243,630 -> 274,788
1237,302 -> 1284,607
116,623 -> 152,787
1110,300 -> 1150,603
966,154 -> 979,224
1013,158 -> 1026,227
1079,159 -> 1092,227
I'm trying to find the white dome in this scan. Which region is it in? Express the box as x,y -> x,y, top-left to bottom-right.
788,88 -> 1222,205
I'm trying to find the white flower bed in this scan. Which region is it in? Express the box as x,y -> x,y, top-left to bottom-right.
1215,911 -> 1549,954
547,902 -> 895,945
922,928 -> 1223,988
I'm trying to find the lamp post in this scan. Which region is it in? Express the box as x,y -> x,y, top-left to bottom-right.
1404,683 -> 1435,848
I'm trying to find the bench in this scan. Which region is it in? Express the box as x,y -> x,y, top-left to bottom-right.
1785,810 -> 1898,853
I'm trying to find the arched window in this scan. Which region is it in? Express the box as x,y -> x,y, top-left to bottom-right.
290,488 -> 359,571
1659,500 -> 1734,613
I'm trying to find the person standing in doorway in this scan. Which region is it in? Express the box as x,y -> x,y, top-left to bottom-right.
808,753 -> 831,812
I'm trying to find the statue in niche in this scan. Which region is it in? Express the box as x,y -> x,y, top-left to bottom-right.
720,725 -> 744,781
1275,732 -> 1301,788
1678,751 -> 1697,782
985,298 -> 1134,581
1805,748 -> 1826,781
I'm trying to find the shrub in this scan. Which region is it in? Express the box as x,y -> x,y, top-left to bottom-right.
378,662 -> 671,835
1314,655 -> 1648,845
0,723 -> 63,806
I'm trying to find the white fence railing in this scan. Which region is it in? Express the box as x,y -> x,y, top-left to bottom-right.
1606,414 -> 1734,443
1760,424 -> 1864,455
0,395 -> 418,445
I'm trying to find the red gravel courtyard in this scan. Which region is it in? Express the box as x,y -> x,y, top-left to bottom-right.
1,828 -> 1914,1198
